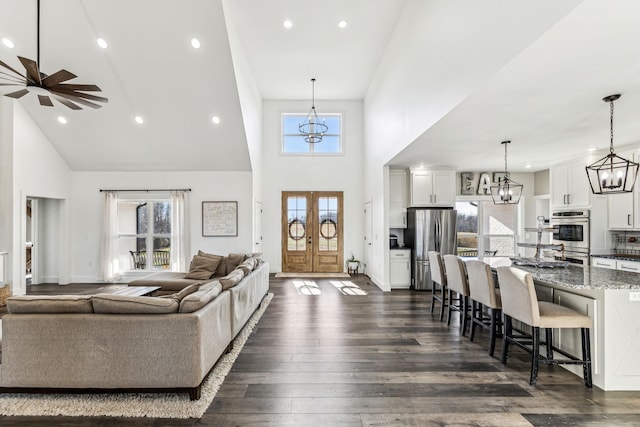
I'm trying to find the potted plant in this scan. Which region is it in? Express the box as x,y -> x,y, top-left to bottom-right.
346,252 -> 361,273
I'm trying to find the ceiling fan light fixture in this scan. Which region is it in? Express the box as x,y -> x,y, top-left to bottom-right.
299,78 -> 328,144
586,94 -> 639,194
490,140 -> 523,204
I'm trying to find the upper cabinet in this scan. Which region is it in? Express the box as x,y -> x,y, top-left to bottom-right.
550,162 -> 591,208
409,169 -> 455,207
607,150 -> 640,230
389,169 -> 407,228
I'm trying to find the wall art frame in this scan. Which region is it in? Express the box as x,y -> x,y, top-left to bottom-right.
202,201 -> 238,237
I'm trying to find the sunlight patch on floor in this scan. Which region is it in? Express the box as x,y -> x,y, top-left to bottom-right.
293,280 -> 321,295
330,280 -> 367,295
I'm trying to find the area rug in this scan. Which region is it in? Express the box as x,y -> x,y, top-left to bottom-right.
0,293 -> 273,419
275,272 -> 350,278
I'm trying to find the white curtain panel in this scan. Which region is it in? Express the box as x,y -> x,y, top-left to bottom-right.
99,191 -> 121,282
170,191 -> 190,272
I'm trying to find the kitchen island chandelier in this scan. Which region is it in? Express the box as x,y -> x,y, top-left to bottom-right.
490,140 -> 523,204
586,94 -> 639,194
299,78 -> 328,143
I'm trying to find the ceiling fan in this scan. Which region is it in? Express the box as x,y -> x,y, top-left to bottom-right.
0,0 -> 107,110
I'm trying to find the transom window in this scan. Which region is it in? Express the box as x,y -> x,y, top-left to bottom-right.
282,113 -> 342,154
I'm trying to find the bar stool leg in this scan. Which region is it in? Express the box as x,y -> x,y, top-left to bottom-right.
530,327 -> 541,386
430,284 -> 437,313
461,295 -> 469,336
488,308 -> 500,357
581,328 -> 593,388
447,289 -> 454,325
501,314 -> 512,364
470,301 -> 478,342
545,328 -> 554,360
439,285 -> 447,321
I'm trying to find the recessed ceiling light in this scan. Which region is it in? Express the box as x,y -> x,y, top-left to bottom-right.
337,20 -> 348,29
57,116 -> 67,124
588,147 -> 597,152
96,38 -> 108,49
283,20 -> 293,29
211,115 -> 221,125
525,164 -> 532,169
2,38 -> 14,49
190,38 -> 201,49
134,116 -> 144,124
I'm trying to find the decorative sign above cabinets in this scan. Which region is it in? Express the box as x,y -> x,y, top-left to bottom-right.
460,172 -> 509,196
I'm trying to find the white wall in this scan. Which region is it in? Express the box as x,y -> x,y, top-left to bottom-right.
11,102 -> 72,293
70,171 -> 253,282
261,100 -> 364,273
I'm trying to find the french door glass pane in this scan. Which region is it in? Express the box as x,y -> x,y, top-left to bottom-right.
318,196 -> 338,251
287,196 -> 307,251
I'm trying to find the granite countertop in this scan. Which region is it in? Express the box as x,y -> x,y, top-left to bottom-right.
512,264 -> 640,290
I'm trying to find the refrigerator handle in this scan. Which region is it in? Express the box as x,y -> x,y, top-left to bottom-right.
435,217 -> 441,252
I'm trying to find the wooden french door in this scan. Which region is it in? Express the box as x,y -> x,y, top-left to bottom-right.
282,191 -> 344,272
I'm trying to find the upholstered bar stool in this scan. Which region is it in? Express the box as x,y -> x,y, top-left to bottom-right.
443,255 -> 471,335
466,260 -> 502,357
496,266 -> 592,387
427,251 -> 447,321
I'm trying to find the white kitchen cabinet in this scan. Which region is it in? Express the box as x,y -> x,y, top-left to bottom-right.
616,259 -> 640,273
592,257 -> 617,269
389,249 -> 411,289
389,170 -> 407,228
608,192 -> 634,229
551,162 -> 591,208
409,169 -> 455,207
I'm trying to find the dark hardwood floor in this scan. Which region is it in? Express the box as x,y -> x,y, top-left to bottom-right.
2,276 -> 640,426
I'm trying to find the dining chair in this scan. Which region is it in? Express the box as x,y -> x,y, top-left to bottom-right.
496,266 -> 592,387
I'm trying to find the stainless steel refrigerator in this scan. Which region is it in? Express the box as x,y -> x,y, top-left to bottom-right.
405,207 -> 457,290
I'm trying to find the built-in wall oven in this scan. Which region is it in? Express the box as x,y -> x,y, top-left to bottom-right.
550,210 -> 590,264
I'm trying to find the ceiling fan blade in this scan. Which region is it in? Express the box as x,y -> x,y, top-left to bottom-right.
17,56 -> 41,85
38,95 -> 54,107
0,60 -> 26,78
51,94 -> 82,110
50,83 -> 102,92
5,88 -> 29,98
50,90 -> 103,109
51,87 -> 108,103
42,69 -> 77,87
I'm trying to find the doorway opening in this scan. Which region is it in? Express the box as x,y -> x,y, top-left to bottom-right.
281,191 -> 344,273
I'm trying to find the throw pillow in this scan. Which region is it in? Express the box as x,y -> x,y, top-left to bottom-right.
160,283 -> 201,302
219,268 -> 245,291
237,257 -> 256,275
198,250 -> 228,277
226,253 -> 247,275
184,253 -> 222,280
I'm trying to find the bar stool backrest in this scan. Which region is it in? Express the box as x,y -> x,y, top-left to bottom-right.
496,266 -> 540,326
443,255 -> 469,296
427,251 -> 446,287
465,260 -> 500,309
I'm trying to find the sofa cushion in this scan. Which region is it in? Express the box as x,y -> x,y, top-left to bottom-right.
246,252 -> 264,267
92,294 -> 178,314
237,257 -> 256,275
160,283 -> 201,302
184,253 -> 222,280
226,253 -> 247,275
219,268 -> 245,291
179,282 -> 222,313
128,271 -> 202,291
6,295 -> 94,314
198,250 -> 228,277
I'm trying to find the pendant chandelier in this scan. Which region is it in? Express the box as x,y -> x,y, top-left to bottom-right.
490,140 -> 523,204
585,94 -> 639,194
299,78 -> 327,143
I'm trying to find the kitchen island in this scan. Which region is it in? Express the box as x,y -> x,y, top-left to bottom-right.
512,263 -> 640,390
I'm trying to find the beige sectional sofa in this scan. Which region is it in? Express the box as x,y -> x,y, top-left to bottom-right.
0,254 -> 269,400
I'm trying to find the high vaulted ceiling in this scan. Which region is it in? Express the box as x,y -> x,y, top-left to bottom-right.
2,0 -> 640,173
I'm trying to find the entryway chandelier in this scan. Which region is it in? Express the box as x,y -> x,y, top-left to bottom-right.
586,94 -> 639,194
299,78 -> 327,143
490,140 -> 523,204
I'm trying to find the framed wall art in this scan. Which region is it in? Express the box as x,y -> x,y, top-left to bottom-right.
202,201 -> 238,237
